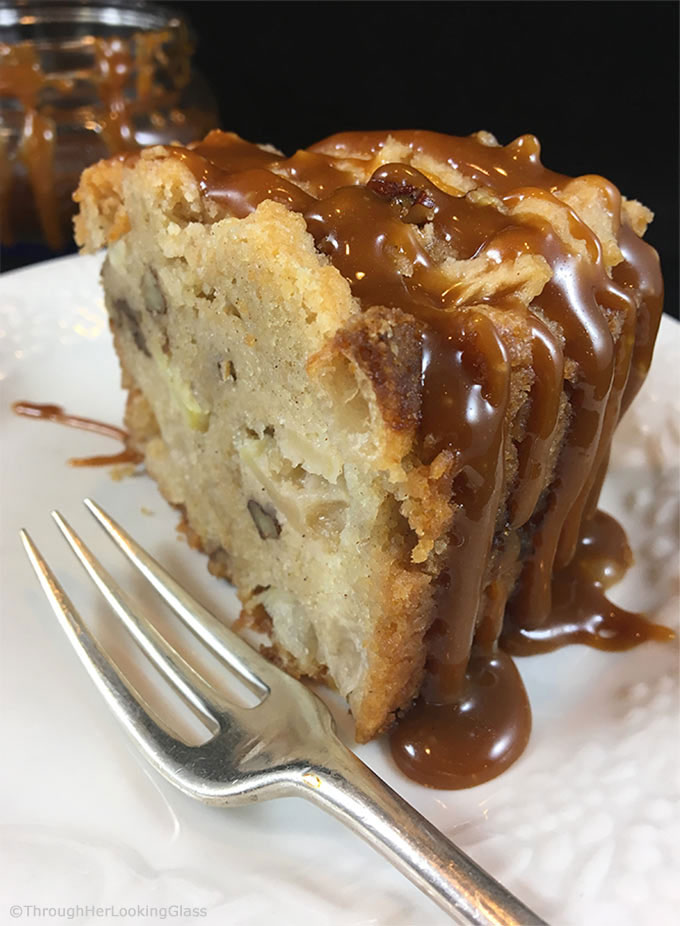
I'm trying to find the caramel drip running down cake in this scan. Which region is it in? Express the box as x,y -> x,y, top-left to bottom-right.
74,128 -> 669,789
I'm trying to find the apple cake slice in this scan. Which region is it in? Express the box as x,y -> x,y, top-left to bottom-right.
74,128 -> 664,786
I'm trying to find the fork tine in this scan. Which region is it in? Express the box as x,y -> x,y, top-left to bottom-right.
51,511 -> 222,731
84,498 -> 275,694
20,529 -> 193,771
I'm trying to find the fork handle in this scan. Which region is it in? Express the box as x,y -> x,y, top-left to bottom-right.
298,748 -> 547,926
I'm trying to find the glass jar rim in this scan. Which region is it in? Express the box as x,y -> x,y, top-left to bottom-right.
0,2 -> 184,36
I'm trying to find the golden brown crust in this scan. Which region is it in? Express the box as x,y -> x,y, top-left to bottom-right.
331,306 -> 423,435
355,563 -> 434,741
73,157 -> 129,250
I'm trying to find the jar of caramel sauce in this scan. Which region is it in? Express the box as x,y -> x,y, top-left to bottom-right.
0,2 -> 218,262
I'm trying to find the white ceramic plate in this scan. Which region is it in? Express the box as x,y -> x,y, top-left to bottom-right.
1,254 -> 678,926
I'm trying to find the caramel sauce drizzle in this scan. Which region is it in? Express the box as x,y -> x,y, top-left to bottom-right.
86,130 -> 675,787
12,401 -> 141,467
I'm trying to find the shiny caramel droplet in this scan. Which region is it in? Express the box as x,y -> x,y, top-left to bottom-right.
390,650 -> 531,790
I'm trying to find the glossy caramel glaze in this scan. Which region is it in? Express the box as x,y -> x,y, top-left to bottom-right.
12,401 -> 141,467
110,129 -> 670,787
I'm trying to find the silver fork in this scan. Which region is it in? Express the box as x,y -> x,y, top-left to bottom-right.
20,498 -> 547,926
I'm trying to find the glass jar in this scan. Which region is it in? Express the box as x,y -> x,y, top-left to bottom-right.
0,1 -> 218,264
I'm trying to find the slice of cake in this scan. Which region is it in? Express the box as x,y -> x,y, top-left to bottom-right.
74,128 -> 664,787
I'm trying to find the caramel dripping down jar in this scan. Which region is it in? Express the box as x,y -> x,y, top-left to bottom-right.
0,1 -> 218,263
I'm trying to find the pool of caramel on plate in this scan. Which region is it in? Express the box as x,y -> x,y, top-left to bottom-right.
32,129 -> 671,789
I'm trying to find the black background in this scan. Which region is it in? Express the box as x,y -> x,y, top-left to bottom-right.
166,0 -> 679,318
